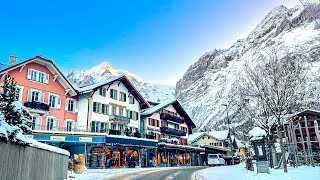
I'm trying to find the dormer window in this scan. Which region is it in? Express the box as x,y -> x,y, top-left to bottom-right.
27,69 -> 49,84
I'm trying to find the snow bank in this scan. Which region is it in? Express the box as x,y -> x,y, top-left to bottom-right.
0,119 -> 69,156
249,127 -> 266,137
196,163 -> 320,180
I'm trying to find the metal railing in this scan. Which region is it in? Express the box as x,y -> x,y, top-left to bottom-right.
160,113 -> 185,124
24,101 -> 50,111
160,126 -> 186,136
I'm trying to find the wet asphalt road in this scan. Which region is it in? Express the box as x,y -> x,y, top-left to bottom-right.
109,166 -> 206,180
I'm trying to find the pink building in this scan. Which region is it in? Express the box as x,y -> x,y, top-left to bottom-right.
0,56 -> 78,132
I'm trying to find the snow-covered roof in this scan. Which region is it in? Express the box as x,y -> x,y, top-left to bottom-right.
78,75 -> 150,109
141,99 -> 175,115
141,99 -> 196,128
208,130 -> 229,140
249,127 -> 266,137
189,130 -> 229,143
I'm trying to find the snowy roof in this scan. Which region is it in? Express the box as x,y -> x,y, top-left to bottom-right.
249,127 -> 266,137
141,99 -> 196,128
288,109 -> 320,119
78,75 -> 150,109
141,99 -> 175,115
0,56 -> 77,96
189,130 -> 229,143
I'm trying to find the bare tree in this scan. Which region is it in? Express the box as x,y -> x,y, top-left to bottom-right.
239,46 -> 307,173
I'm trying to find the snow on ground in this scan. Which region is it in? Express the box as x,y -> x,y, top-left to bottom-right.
196,163 -> 320,180
70,166 -> 192,180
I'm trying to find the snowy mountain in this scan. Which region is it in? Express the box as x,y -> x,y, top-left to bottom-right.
176,5 -> 320,132
67,62 -> 175,102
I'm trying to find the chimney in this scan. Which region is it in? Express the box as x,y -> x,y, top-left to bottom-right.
9,56 -> 17,64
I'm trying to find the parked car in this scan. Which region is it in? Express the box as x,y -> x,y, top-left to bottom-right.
208,154 -> 225,166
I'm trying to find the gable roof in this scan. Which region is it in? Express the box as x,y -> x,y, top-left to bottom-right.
189,130 -> 229,143
0,56 -> 77,96
141,99 -> 196,128
78,75 -> 150,109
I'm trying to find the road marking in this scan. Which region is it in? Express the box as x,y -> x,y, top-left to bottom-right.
165,171 -> 181,180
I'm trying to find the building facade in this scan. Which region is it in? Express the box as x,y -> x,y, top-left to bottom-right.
0,56 -> 78,132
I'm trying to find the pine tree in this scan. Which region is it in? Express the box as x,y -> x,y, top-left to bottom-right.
0,76 -> 32,134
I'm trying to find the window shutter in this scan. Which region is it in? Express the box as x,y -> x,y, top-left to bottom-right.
110,89 -> 113,98
27,69 -> 32,79
124,94 -> 127,102
64,120 -> 67,131
40,93 -> 44,102
65,99 -> 69,111
57,96 -> 61,109
27,90 -> 32,102
148,118 -> 150,125
54,119 -> 59,131
74,101 -> 78,112
44,73 -> 49,84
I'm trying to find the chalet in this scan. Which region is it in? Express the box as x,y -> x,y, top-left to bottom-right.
141,99 -> 204,167
0,56 -> 78,132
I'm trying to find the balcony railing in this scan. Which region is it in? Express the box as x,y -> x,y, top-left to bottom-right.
160,126 -> 186,136
146,134 -> 155,139
109,115 -> 130,124
109,129 -> 121,135
24,101 -> 50,111
160,113 -> 184,124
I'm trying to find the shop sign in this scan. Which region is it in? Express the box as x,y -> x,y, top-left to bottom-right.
50,136 -> 65,141
25,135 -> 34,139
79,137 -> 92,142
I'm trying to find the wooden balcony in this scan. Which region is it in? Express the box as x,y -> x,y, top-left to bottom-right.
160,126 -> 186,136
24,101 -> 49,111
160,113 -> 184,124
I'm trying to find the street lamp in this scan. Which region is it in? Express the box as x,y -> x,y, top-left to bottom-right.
222,104 -> 234,165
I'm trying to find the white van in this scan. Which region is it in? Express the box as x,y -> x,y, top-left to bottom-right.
208,154 -> 225,166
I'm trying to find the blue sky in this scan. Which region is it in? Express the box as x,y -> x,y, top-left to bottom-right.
0,0 -> 300,86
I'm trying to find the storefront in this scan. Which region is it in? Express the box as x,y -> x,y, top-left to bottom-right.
157,142 -> 205,167
86,136 -> 158,168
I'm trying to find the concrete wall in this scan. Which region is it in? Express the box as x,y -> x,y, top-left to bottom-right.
0,142 -> 68,180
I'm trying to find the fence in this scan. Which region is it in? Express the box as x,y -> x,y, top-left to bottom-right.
0,142 -> 69,180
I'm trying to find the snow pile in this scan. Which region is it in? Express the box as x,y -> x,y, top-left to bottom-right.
249,127 -> 266,141
196,163 -> 320,180
27,138 -> 70,156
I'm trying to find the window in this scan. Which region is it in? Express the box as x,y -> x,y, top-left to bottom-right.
27,69 -> 49,84
91,121 -> 99,132
100,122 -> 107,133
111,123 -> 116,130
174,124 -> 179,129
66,99 -> 77,113
93,102 -> 101,113
46,117 -> 58,131
110,89 -> 117,100
111,106 -> 117,115
129,111 -> 133,119
31,116 -> 37,130
99,88 -> 106,97
15,86 -> 23,102
119,92 -> 126,102
49,94 -> 61,109
65,120 -> 74,132
119,107 -> 124,116
129,96 -> 135,104
28,90 -> 44,102
126,110 -> 130,118
101,104 -> 108,115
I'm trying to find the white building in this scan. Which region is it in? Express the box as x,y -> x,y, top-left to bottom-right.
141,99 -> 196,145
77,75 -> 150,135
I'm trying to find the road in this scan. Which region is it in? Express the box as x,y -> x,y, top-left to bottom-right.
109,166 -> 206,180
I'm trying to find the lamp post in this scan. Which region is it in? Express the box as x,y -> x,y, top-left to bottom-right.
222,104 -> 234,165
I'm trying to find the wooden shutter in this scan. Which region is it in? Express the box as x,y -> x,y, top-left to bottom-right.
65,99 -> 69,111
57,96 -> 61,109
148,118 -> 151,125
110,89 -> 113,98
124,93 -> 127,102
40,92 -> 44,102
74,101 -> 78,112
44,73 -> 49,84
93,102 -> 97,112
64,120 -> 67,131
27,69 -> 32,79
27,90 -> 32,102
